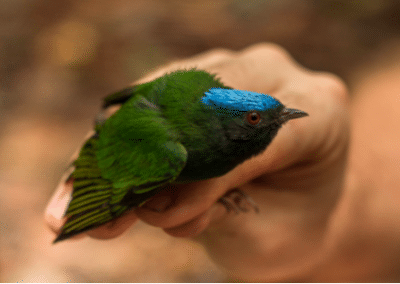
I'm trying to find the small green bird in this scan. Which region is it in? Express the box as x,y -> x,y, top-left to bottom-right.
54,69 -> 307,243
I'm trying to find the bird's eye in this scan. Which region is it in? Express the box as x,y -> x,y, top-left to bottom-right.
246,111 -> 261,125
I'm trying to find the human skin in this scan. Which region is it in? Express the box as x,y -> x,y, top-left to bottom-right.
46,42 -> 400,281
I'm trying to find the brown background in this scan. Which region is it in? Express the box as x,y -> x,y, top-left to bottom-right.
1,0 -> 400,282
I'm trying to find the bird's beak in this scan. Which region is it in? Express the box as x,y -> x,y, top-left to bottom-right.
279,108 -> 308,123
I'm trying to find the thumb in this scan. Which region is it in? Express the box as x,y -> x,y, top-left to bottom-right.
217,46 -> 350,186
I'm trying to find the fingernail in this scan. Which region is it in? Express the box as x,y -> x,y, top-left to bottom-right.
52,192 -> 71,220
52,189 -> 71,220
46,180 -> 73,220
143,195 -> 171,212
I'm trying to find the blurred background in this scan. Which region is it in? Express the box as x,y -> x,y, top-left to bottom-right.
1,0 -> 400,282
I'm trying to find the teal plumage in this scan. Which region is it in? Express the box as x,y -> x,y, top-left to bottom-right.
54,69 -> 307,243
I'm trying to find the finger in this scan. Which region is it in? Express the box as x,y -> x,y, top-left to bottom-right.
86,211 -> 139,240
44,167 -> 74,234
45,177 -> 139,241
135,177 -> 230,229
44,171 -> 87,241
218,45 -> 350,185
163,203 -> 226,238
205,43 -> 297,91
45,167 -> 139,241
134,48 -> 236,84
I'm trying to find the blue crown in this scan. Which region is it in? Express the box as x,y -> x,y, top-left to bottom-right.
200,88 -> 282,112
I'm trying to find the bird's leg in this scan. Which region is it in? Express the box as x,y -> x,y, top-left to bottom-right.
218,188 -> 260,214
95,112 -> 107,127
218,195 -> 240,214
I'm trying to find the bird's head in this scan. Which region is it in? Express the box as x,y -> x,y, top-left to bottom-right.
200,88 -> 307,142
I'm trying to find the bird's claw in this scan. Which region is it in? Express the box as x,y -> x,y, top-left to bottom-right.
218,188 -> 259,214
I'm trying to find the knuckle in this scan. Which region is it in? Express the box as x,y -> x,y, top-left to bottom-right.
202,48 -> 236,60
315,72 -> 349,105
240,42 -> 293,63
150,48 -> 237,78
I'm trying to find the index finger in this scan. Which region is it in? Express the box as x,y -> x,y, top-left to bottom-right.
222,43 -> 349,184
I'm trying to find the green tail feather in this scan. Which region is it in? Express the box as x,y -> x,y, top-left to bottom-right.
54,135 -> 168,243
54,136 -> 128,243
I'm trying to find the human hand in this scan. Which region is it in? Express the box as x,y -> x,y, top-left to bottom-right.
45,43 -> 349,281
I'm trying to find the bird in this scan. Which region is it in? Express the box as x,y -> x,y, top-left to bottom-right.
54,69 -> 308,243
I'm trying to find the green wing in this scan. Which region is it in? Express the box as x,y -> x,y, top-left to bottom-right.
102,80 -> 155,109
96,95 -> 187,190
54,95 -> 187,243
